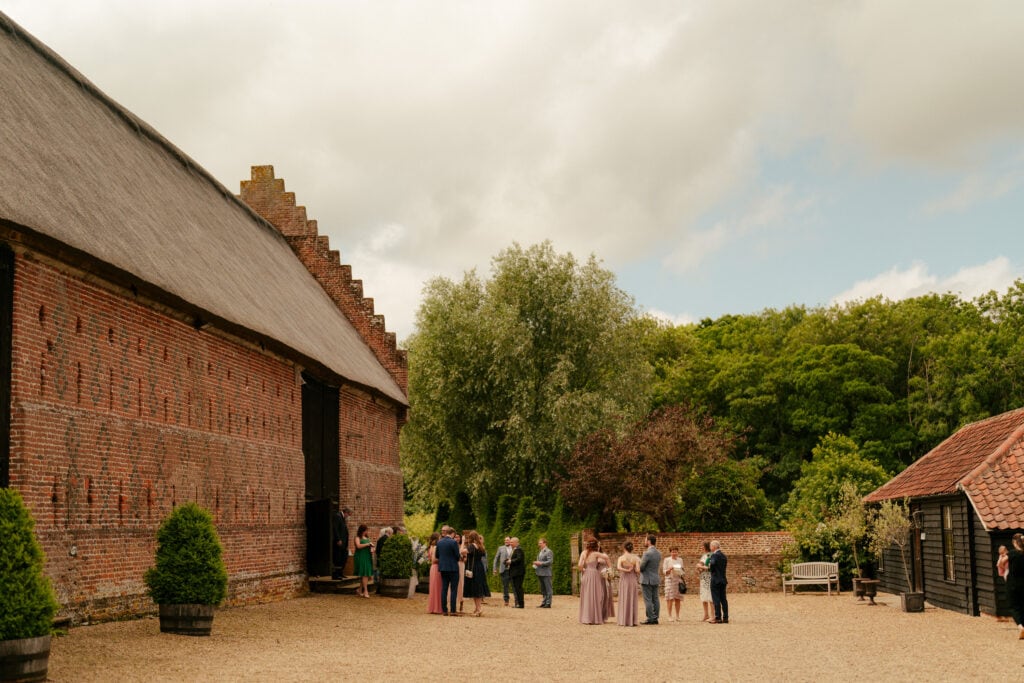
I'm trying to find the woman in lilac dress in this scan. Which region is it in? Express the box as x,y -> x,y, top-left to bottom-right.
578,538 -> 612,624
616,541 -> 640,626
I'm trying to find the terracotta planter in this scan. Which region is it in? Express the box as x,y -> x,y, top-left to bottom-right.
0,634 -> 50,683
377,577 -> 412,598
900,591 -> 925,612
158,604 -> 215,636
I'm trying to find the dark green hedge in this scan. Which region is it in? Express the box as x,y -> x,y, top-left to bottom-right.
143,503 -> 227,606
379,532 -> 414,578
0,488 -> 59,640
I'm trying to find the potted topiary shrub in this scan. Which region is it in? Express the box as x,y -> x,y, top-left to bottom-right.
869,498 -> 923,612
0,488 -> 59,683
376,532 -> 414,598
144,502 -> 228,635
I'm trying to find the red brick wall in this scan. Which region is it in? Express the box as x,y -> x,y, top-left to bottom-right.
340,387 -> 404,529
578,531 -> 794,593
7,253 -> 403,622
239,166 -> 408,393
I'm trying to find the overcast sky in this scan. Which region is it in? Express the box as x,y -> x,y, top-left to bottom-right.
7,1 -> 1024,340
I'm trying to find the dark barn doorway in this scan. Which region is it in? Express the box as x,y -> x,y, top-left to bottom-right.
302,373 -> 339,577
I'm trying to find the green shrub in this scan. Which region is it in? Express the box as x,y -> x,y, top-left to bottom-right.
0,488 -> 59,640
378,532 -> 414,579
143,503 -> 227,605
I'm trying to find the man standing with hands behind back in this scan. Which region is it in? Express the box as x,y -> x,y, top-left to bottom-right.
708,539 -> 729,624
508,537 -> 526,608
532,538 -> 554,608
639,534 -> 661,625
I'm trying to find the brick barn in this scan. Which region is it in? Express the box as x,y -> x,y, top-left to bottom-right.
0,13 -> 407,622
864,407 -> 1024,617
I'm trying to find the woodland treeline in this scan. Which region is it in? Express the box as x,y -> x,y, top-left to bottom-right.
401,241 -> 1024,534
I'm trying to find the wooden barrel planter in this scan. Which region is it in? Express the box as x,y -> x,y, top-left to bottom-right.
159,604 -> 215,636
377,577 -> 412,598
0,634 -> 50,683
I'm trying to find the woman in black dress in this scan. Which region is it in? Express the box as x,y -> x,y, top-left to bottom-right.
1007,533 -> 1024,640
461,530 -> 489,616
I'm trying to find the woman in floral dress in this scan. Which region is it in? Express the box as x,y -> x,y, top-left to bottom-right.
696,540 -> 713,621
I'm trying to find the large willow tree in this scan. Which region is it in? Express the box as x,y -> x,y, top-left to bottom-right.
400,242 -> 652,515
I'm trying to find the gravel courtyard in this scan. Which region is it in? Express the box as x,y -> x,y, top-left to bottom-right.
48,589 -> 1021,682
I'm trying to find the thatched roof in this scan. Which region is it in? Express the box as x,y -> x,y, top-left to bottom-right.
865,407 -> 1024,531
0,12 -> 405,405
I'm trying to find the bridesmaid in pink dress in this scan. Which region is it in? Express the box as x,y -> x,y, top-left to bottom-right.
616,541 -> 640,626
426,533 -> 443,614
578,538 -> 612,624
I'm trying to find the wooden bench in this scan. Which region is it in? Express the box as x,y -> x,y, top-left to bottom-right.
782,562 -> 840,596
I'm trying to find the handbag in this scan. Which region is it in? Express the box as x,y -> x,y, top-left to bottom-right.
678,577 -> 687,594
465,568 -> 474,579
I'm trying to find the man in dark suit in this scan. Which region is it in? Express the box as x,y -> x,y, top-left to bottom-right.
436,525 -> 462,616
331,504 -> 351,580
708,539 -> 729,624
508,537 -> 526,608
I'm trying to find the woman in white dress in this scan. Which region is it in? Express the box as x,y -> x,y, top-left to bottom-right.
696,540 -> 713,622
662,547 -> 685,622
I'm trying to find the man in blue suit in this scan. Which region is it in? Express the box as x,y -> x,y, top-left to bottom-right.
708,539 -> 729,624
436,525 -> 462,616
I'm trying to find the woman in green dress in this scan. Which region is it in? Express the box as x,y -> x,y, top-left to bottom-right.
353,524 -> 374,598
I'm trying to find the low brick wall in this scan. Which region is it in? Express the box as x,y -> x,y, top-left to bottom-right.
572,531 -> 794,594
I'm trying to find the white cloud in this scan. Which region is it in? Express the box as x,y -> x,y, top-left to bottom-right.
922,155 -> 1024,215
831,258 -> 1019,306
6,0 -> 1024,338
643,308 -> 696,328
663,185 -> 812,273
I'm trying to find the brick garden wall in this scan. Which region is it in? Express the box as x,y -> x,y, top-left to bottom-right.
7,253 -> 403,622
577,531 -> 794,593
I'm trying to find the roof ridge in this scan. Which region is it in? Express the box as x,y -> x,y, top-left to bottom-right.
0,11 -> 284,243
959,418 -> 1024,490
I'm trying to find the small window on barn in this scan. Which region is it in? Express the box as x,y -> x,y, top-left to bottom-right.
941,505 -> 955,581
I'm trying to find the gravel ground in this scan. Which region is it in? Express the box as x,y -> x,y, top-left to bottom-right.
48,589 -> 1022,682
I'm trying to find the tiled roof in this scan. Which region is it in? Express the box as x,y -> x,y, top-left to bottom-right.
864,407 -> 1024,530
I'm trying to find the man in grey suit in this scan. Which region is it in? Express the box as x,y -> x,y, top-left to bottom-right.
492,536 -> 513,606
639,534 -> 662,624
532,538 -> 554,608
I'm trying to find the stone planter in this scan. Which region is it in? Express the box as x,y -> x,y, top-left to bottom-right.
159,604 -> 215,636
0,634 -> 50,683
377,577 -> 412,598
900,591 -> 925,612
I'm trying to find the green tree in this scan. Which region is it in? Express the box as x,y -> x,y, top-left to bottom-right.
401,241 -> 651,514
676,459 -> 772,532
780,433 -> 889,564
0,488 -> 59,640
557,405 -> 735,530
